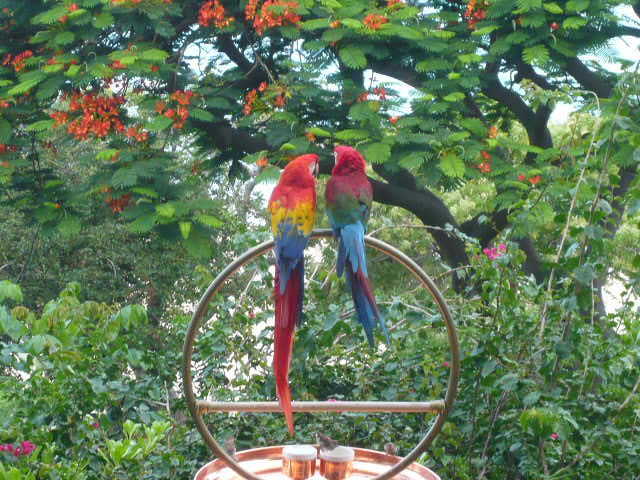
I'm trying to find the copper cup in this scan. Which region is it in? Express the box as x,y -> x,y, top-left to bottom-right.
282,445 -> 317,480
319,446 -> 355,480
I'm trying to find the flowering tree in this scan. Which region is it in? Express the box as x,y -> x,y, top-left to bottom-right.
2,3 -> 640,476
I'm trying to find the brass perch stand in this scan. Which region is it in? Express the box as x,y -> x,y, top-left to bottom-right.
182,229 -> 460,480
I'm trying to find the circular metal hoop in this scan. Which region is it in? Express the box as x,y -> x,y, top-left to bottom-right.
183,229 -> 460,480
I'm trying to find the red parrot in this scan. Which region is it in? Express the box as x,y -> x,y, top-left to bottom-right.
325,146 -> 389,346
268,153 -> 319,434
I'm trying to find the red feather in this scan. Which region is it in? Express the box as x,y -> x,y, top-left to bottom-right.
274,263 -> 302,435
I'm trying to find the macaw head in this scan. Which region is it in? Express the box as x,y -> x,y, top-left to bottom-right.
280,153 -> 320,186
333,145 -> 366,175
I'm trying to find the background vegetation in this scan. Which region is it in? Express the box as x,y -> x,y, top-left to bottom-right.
1,0 -> 639,478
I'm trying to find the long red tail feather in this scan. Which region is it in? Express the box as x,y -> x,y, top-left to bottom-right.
274,264 -> 302,435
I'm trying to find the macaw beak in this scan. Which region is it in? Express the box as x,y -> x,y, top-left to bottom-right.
333,151 -> 338,165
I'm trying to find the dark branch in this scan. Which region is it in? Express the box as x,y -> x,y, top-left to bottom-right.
560,56 -> 613,98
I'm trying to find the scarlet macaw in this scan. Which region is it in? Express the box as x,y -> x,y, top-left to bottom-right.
268,153 -> 319,434
325,146 -> 388,346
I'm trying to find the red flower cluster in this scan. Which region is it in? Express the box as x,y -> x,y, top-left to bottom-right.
363,13 -> 388,30
51,93 -> 146,141
463,0 -> 487,30
111,60 -> 127,70
358,87 -> 388,103
244,89 -> 258,115
477,150 -> 491,173
125,126 -> 149,142
374,87 -> 387,100
517,173 -> 542,185
198,0 -> 234,28
305,131 -> 316,143
0,100 -> 9,108
390,116 -> 399,125
387,0 -> 403,6
258,81 -> 268,92
0,441 -> 36,457
488,125 -> 498,138
2,50 -> 34,72
171,89 -> 195,105
105,192 -> 132,213
155,90 -> 195,129
245,0 -> 259,20
252,0 -> 301,36
274,95 -> 286,107
0,144 -> 18,154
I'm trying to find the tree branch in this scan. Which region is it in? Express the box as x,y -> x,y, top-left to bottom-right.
559,56 -> 613,98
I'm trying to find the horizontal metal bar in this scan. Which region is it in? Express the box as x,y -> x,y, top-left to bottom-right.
196,400 -> 445,414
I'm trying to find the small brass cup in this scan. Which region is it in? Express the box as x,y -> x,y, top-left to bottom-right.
282,445 -> 317,480
319,446 -> 355,480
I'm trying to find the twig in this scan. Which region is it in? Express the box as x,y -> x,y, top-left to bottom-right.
618,373 -> 640,411
477,391 -> 510,480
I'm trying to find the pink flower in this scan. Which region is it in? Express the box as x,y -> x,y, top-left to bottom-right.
442,361 -> 451,368
327,398 -> 337,402
550,433 -> 559,440
92,422 -> 100,429
483,245 -> 506,260
20,441 -> 35,455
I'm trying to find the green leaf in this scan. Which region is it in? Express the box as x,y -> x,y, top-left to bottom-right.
562,16 -> 587,29
32,6 -> 68,24
334,129 -> 369,141
543,2 -> 563,13
189,108 -> 215,122
439,153 -> 465,177
156,203 -> 176,218
195,214 -> 223,228
0,306 -> 26,341
339,45 -> 367,69
416,58 -> 449,72
96,149 -> 120,161
306,127 -> 332,137
363,143 -> 391,164
183,229 -> 212,258
0,117 -> 11,143
0,280 -> 23,303
147,115 -> 173,131
301,18 -> 330,30
523,391 -> 541,407
131,187 -> 158,198
140,48 -> 169,61
522,45 -> 549,65
573,265 -> 595,285
7,72 -> 46,96
26,119 -> 55,132
481,359 -> 497,377
443,92 -> 465,102
37,76 -> 66,100
54,32 -> 75,46
111,168 -> 138,187
65,64 -> 81,77
566,0 -> 589,12
57,216 -> 82,237
179,221 -> 192,240
128,214 -> 157,233
516,0 -> 542,12
93,12 -> 115,29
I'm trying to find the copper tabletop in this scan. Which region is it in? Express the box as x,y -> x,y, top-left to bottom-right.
194,446 -> 441,480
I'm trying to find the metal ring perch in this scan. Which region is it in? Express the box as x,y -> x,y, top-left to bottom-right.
182,229 -> 460,480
